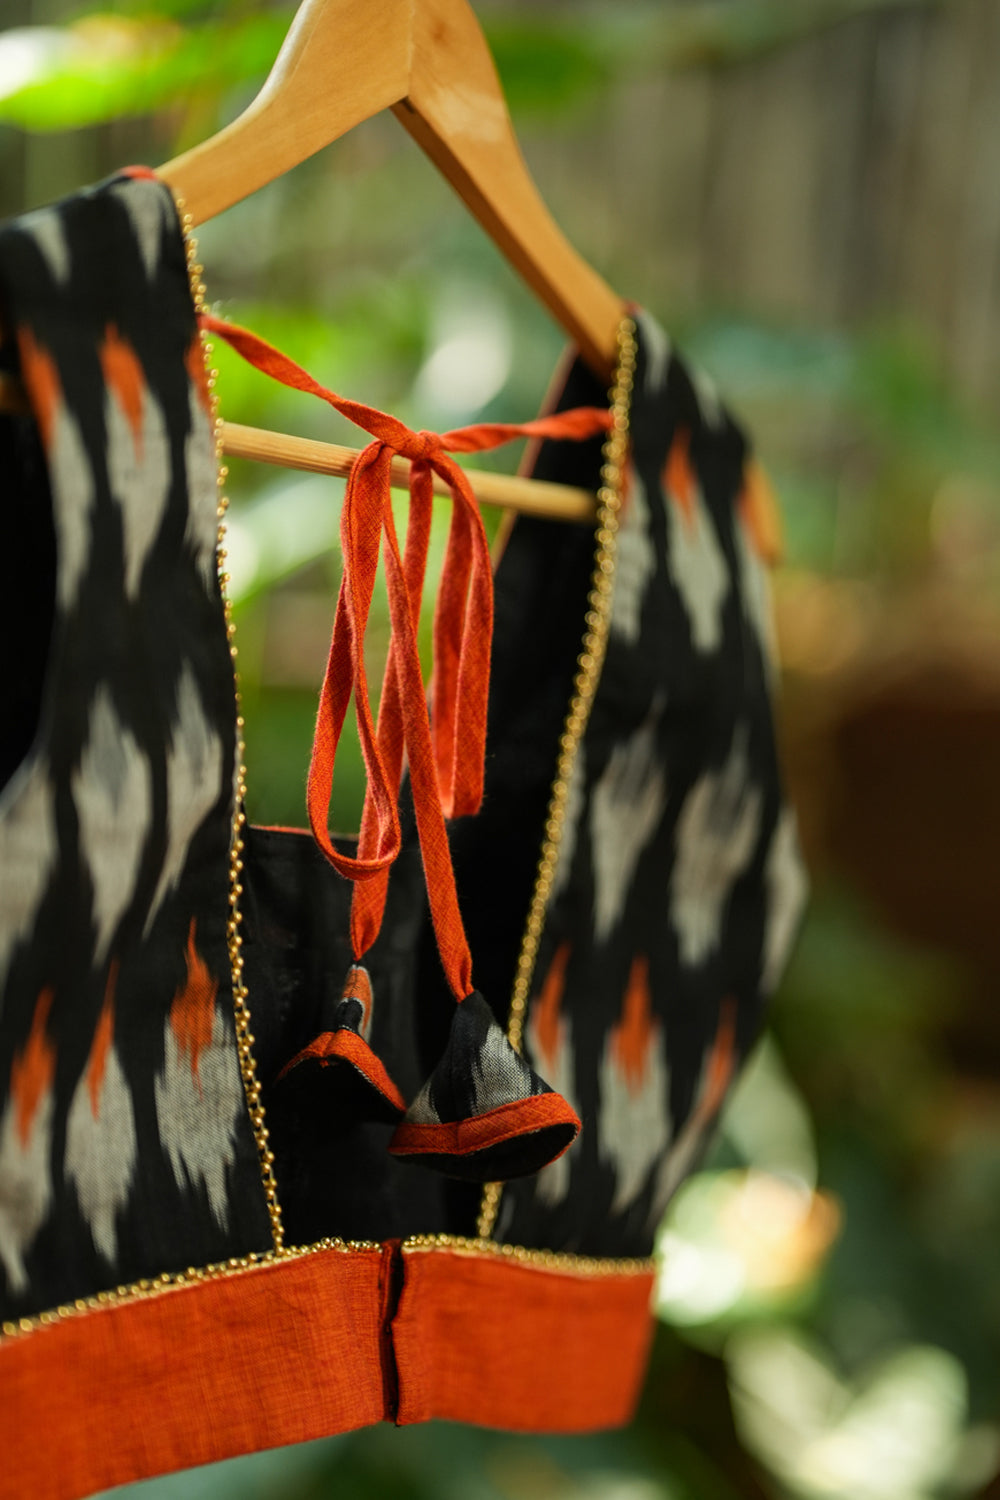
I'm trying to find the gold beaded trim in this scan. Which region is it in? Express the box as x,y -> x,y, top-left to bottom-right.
0,1238 -> 381,1343
174,192 -> 285,1256
0,1225 -> 653,1341
476,315 -> 639,1243
403,1233 -> 651,1278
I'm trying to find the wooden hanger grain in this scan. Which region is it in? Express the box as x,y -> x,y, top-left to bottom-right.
221,422 -> 595,520
160,0 -> 623,377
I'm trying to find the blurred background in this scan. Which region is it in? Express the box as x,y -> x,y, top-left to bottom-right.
3,0 -> 1000,1495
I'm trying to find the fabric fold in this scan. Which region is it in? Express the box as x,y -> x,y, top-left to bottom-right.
389,991 -> 580,1181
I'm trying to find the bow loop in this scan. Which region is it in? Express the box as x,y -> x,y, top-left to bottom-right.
202,312 -> 613,1002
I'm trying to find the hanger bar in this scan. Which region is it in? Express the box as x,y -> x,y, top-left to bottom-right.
222,420 -> 595,520
0,374 -> 594,521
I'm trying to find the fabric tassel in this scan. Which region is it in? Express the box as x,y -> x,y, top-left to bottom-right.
275,964 -> 406,1122
389,991 -> 580,1182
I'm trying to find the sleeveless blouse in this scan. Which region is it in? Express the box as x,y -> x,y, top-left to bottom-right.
0,171 -> 807,1500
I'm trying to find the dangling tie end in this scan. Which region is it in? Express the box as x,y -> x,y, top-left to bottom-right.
388,990 -> 580,1181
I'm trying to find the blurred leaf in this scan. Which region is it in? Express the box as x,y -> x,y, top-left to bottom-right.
485,23 -> 611,117
853,328 -> 1000,484
647,0 -> 945,68
684,317 -> 854,404
0,13 -> 289,131
728,1328 -> 973,1500
0,0 -> 950,141
485,0 -> 946,76
84,0 -> 277,19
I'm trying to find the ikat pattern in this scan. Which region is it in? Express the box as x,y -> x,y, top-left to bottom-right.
493,307 -> 807,1258
155,923 -> 247,1231
73,686 -> 153,963
0,172 -> 805,1314
525,944 -> 578,1208
64,970 -> 138,1264
590,700 -> 667,942
0,173 -> 272,1320
670,724 -> 763,968
662,429 -> 729,654
147,663 -> 225,929
0,991 -> 55,1291
0,767 -> 57,998
599,958 -> 671,1216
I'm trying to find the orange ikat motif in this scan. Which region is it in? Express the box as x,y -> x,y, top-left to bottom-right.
12,989 -> 56,1149
530,941 -> 572,1073
0,990 -> 57,1290
662,428 -> 696,526
86,962 -> 117,1117
599,958 -> 670,1214
15,327 -> 61,451
526,943 -> 578,1207
609,956 -> 657,1096
99,326 -> 146,454
660,423 -> 730,654
155,920 -> 247,1230
65,963 -> 138,1265
170,920 -> 219,1089
738,460 -> 783,564
99,320 -> 174,600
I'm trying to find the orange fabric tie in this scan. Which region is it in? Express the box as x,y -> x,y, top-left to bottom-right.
202,313 -> 611,1001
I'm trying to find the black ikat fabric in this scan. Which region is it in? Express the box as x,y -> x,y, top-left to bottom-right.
0,172 -> 807,1314
453,315 -> 808,1258
0,174 -> 272,1321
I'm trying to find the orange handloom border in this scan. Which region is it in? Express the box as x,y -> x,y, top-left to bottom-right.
1,1243 -> 655,1500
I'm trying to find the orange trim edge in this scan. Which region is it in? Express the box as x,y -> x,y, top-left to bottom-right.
390,1092 -> 581,1159
277,1028 -> 407,1112
1,1243 -> 655,1500
396,1242 -> 656,1432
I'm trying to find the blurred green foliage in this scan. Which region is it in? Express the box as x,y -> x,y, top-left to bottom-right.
0,13 -> 289,131
0,0 -> 947,133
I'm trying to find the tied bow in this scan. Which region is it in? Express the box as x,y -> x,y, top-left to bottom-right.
204,313 -> 605,1180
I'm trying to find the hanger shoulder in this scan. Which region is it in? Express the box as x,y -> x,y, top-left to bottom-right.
159,0 -> 412,225
398,0 -> 624,376
157,0 -> 624,377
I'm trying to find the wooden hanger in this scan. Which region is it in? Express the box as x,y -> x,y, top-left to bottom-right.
2,0 -> 626,520
162,0 -> 623,373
